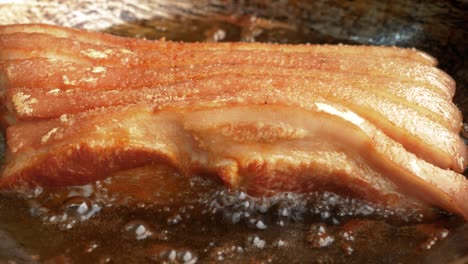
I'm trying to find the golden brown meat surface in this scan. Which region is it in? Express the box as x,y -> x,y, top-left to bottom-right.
0,24 -> 467,220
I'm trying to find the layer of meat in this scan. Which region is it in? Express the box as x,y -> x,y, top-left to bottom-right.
0,24 -> 467,219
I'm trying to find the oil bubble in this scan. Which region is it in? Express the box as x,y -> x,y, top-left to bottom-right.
123,220 -> 153,240
245,217 -> 268,230
147,245 -> 198,264
417,224 -> 450,251
246,235 -> 266,249
340,242 -> 354,255
98,256 -> 112,263
50,196 -> 101,229
84,241 -> 99,253
276,239 -> 286,247
63,196 -> 92,218
166,214 -> 182,225
208,242 -> 244,261
307,224 -> 334,248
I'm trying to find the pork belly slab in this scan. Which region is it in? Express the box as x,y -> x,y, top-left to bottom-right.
0,24 -> 467,219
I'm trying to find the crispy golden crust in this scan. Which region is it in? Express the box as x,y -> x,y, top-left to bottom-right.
0,24 -> 467,219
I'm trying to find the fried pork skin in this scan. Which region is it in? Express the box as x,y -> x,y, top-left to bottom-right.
0,24 -> 467,220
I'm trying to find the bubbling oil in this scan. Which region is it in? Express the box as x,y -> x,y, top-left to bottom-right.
0,165 -> 462,263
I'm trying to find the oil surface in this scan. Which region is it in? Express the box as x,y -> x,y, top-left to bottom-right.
0,165 -> 464,264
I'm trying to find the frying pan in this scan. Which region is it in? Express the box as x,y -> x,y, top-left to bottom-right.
0,0 -> 467,263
